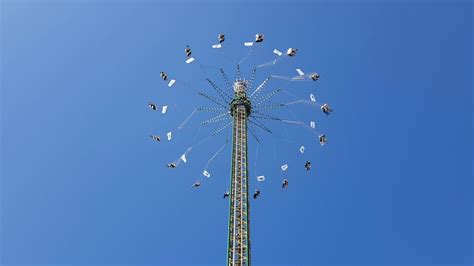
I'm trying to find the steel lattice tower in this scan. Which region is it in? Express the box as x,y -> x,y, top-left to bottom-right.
227,80 -> 252,265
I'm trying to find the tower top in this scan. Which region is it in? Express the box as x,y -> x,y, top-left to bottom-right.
230,79 -> 252,116
233,79 -> 248,94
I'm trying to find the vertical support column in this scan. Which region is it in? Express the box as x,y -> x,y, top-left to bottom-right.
227,104 -> 250,266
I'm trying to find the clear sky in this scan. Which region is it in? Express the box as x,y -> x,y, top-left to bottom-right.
1,1 -> 472,265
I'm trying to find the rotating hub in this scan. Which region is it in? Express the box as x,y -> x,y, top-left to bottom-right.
230,80 -> 252,116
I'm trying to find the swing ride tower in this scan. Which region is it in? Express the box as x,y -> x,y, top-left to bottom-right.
227,80 -> 252,266
149,34 -> 334,266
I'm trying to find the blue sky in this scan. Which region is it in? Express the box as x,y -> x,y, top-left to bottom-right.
1,1 -> 472,265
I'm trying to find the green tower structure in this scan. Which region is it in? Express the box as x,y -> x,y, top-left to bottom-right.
227,80 -> 252,266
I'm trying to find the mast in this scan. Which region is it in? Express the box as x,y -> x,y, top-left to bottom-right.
227,80 -> 252,266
